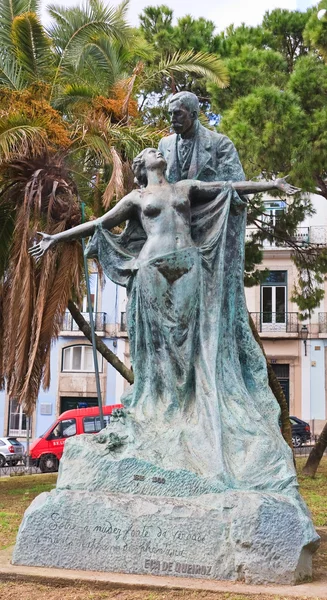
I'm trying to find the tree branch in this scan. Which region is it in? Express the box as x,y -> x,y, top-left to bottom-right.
67,299 -> 134,384
249,313 -> 293,451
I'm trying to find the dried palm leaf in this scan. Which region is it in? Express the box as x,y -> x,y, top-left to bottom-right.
1,150 -> 83,412
121,61 -> 144,120
0,281 -> 4,390
102,146 -> 124,209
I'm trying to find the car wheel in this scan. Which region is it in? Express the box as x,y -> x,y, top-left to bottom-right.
0,454 -> 6,467
292,434 -> 302,448
39,454 -> 58,473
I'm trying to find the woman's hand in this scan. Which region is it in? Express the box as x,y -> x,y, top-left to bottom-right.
29,232 -> 56,260
276,176 -> 301,195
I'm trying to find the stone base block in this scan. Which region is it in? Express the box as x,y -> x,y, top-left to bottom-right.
13,488 -> 319,584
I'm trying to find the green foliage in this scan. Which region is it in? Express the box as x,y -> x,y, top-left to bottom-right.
0,0 -> 40,51
174,15 -> 216,54
262,8 -> 313,70
0,55 -> 24,89
209,46 -> 288,113
47,0 -> 130,99
220,86 -> 304,179
304,1 -> 327,60
0,115 -> 46,159
244,239 -> 267,287
292,247 -> 327,319
139,4 -> 174,50
11,11 -> 53,80
206,6 -> 327,313
155,50 -> 229,89
138,5 -> 227,118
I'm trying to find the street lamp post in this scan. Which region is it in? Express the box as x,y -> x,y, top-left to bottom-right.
80,201 -> 104,430
299,324 -> 309,356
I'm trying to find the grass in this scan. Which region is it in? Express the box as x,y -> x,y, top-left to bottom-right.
0,473 -> 56,549
0,460 -> 326,599
296,457 -> 327,527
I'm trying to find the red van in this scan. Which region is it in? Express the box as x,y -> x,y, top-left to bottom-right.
29,404 -> 123,473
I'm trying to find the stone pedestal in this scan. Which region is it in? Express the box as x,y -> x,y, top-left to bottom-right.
13,487 -> 319,584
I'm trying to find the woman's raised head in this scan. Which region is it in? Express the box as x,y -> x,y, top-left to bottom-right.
132,148 -> 167,187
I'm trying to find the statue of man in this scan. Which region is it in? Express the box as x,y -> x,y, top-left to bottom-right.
158,90 -> 245,184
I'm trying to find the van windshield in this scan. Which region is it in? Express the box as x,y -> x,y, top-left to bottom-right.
47,419 -> 77,440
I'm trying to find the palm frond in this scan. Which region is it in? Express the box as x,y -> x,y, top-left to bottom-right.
79,132 -> 113,163
0,120 -> 47,160
3,203 -> 34,398
79,37 -> 125,89
1,151 -> 83,411
0,281 -> 5,390
0,55 -> 25,89
0,0 -> 35,49
155,50 -> 229,88
52,83 -> 98,112
0,202 -> 15,278
47,1 -> 130,100
121,62 -> 144,119
11,11 -> 53,80
109,123 -> 163,158
102,146 -> 124,209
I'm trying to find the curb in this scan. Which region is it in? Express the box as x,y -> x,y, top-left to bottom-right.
1,546 -> 327,598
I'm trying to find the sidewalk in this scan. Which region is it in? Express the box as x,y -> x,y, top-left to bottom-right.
1,545 -> 327,598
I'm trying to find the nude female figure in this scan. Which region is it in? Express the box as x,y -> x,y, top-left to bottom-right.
29,148 -> 299,260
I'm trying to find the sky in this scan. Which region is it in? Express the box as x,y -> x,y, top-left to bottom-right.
40,0 -> 316,31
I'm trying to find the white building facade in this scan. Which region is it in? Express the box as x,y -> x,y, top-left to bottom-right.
245,193 -> 327,435
0,271 -> 129,445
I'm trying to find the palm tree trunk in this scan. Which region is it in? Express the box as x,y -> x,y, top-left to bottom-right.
302,421 -> 327,477
67,300 -> 134,384
249,314 -> 293,450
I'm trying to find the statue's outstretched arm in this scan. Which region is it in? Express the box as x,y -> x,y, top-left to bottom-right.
187,177 -> 300,201
29,193 -> 136,259
232,177 -> 301,195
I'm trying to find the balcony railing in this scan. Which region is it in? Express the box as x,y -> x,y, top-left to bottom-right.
250,312 -> 299,333
318,313 -> 327,333
246,226 -> 326,248
61,311 -> 107,332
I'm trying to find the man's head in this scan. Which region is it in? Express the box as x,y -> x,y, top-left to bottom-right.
168,92 -> 199,135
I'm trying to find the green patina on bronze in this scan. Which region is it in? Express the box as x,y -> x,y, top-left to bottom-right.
21,91 -> 318,583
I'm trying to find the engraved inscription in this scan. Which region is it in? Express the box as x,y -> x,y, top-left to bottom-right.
133,475 -> 145,481
152,477 -> 166,484
46,511 -> 209,571
144,559 -> 212,576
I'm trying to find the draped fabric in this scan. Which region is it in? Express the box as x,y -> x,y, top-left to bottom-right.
86,187 -> 305,501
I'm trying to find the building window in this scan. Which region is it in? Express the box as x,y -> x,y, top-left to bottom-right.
261,271 -> 287,324
263,200 -> 286,227
62,345 -> 103,372
8,399 -> 31,437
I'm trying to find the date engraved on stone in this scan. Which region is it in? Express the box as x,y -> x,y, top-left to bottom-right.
152,476 -> 166,484
133,474 -> 145,481
144,558 -> 212,576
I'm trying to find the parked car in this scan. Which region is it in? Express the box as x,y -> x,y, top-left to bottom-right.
28,404 -> 123,473
0,437 -> 25,467
290,416 -> 311,448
